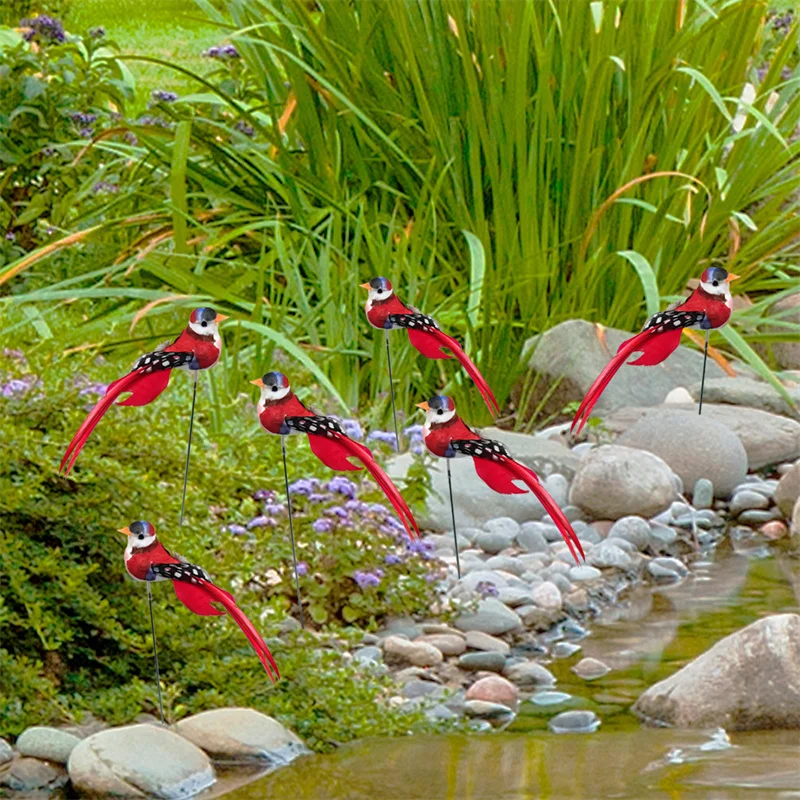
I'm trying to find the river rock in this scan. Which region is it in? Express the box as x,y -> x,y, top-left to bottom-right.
775,461 -> 800,517
569,565 -> 602,582
792,497 -> 800,536
503,661 -> 556,688
570,445 -> 675,519
572,657 -> 611,680
692,478 -> 714,509
16,726 -> 80,764
464,631 -> 510,653
1,757 -> 68,792
548,710 -> 601,734
648,557 -> 689,580
458,652 -> 507,672
730,490 -> 770,516
463,701 -> 516,722
67,724 -> 214,798
767,293 -> 800,370
616,411 -> 746,497
588,541 -> 633,570
688,376 -> 800,419
0,739 -> 12,766
608,516 -> 650,550
521,320 -> 725,421
454,598 -> 522,635
516,522 -> 549,553
633,613 -> 800,729
382,636 -> 443,667
354,645 -> 382,665
175,708 -> 308,765
531,581 -> 562,612
485,555 -> 526,577
465,675 -> 518,709
415,634 -> 466,657
459,570 -> 509,593
497,587 -> 535,608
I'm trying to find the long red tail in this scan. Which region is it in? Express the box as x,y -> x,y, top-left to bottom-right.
407,327 -> 500,416
473,456 -> 584,564
570,327 -> 682,435
307,433 -> 421,540
60,369 -> 146,475
176,579 -> 279,682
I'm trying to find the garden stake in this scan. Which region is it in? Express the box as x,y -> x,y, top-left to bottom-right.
446,459 -> 461,579
361,278 -> 499,417
60,308 -> 227,476
121,521 -> 279,680
384,330 -> 401,452
571,269 -> 739,435
281,436 -> 305,630
178,370 -> 198,527
698,330 -> 710,416
146,582 -> 165,725
417,396 -> 584,565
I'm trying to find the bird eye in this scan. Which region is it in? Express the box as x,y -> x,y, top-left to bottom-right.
712,280 -> 719,287
201,320 -> 208,327
138,534 -> 144,540
437,409 -> 443,415
271,386 -> 278,392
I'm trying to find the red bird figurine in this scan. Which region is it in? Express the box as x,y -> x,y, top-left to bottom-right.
571,267 -> 739,435
361,277 -> 500,416
120,520 -> 278,681
417,395 -> 584,564
61,307 -> 228,475
251,372 -> 420,540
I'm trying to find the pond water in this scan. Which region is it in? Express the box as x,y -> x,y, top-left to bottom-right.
226,546 -> 800,799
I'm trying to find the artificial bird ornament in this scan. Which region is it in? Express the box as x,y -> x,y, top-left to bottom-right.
417,396 -> 584,571
120,520 -> 279,720
61,307 -> 228,524
251,372 -> 421,625
570,267 -> 739,435
361,277 -> 500,449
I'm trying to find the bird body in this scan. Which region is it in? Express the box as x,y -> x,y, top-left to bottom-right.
361,277 -> 500,416
571,268 -> 739,434
417,396 -> 584,564
252,372 -> 420,539
120,521 -> 278,681
60,308 -> 227,474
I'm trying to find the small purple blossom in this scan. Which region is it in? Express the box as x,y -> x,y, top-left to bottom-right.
93,181 -> 119,195
247,515 -> 275,529
353,570 -> 382,589
325,505 -> 348,519
136,115 -> 171,129
327,476 -> 357,498
203,43 -> 240,59
253,488 -> 275,501
78,382 -> 109,397
296,561 -> 309,577
407,538 -> 435,560
263,502 -> 284,515
312,518 -> 334,533
21,15 -> 65,44
151,89 -> 179,103
3,349 -> 26,362
403,424 -> 424,438
367,430 -> 399,450
70,112 -> 98,127
384,553 -> 403,565
228,524 -> 247,535
475,581 -> 499,597
308,492 -> 332,503
124,131 -> 139,146
1,376 -> 37,398
345,499 -> 368,515
233,120 -> 255,137
339,418 -> 363,440
288,478 -> 316,496
4,232 -> 15,242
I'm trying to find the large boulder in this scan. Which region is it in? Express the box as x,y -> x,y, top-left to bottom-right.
633,614 -> 800,729
604,404 -> 800,471
67,724 -> 215,798
616,410 -> 747,497
766,293 -> 800,370
775,460 -> 800,517
687,376 -> 800,420
175,708 -> 308,766
569,445 -> 675,519
16,726 -> 80,765
518,319 -> 725,420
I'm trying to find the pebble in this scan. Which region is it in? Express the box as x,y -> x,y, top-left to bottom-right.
463,701 -> 516,721
415,634 -> 466,656
503,661 -> 556,688
530,691 -> 572,706
459,570 -> 509,592
516,523 -> 549,553
402,680 -> 444,699
692,478 -> 714,510
648,557 -> 689,581
454,597 -> 523,635
572,657 -> 611,680
476,529 -> 514,555
531,581 -> 563,612
760,521 -> 788,540
485,555 -> 526,576
775,462 -> 800,517
569,565 -> 601,582
604,536 -> 639,554
497,587 -> 535,608
0,739 -> 12,766
464,631 -> 510,653
549,573 -> 573,595
1,757 -> 68,792
732,481 -> 777,499
608,516 -> 650,550
552,642 -> 581,658
424,704 -> 458,722
548,710 -> 601,734
465,675 -> 518,709
458,652 -> 507,672
730,490 -> 770,516
458,527 -> 483,544
16,727 -> 80,764
382,636 -> 444,667
543,474 -> 569,507
588,541 -> 633,570
353,646 -> 382,665
739,509 -> 780,524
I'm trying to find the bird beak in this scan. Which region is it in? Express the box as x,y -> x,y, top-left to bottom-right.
216,313 -> 229,322
415,401 -> 430,411
726,273 -> 740,283
250,378 -> 265,388
117,526 -> 131,537
359,282 -> 371,290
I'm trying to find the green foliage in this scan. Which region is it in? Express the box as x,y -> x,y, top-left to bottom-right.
0,336 -> 439,742
0,0 -> 73,28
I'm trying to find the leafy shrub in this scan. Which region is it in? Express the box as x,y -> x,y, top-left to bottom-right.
0,0 -> 73,28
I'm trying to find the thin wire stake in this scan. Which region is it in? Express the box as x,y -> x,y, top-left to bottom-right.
698,330 -> 710,416
282,436 -> 305,629
147,582 -> 165,725
384,330 -> 401,453
179,371 -> 199,527
446,459 -> 461,580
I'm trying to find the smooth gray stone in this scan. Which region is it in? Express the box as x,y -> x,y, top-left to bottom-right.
454,598 -> 523,635
730,490 -> 770,516
354,646 -> 382,665
458,652 -> 507,672
548,710 -> 601,734
572,657 -> 611,680
649,557 -> 690,580
16,727 -> 80,765
516,522 -> 549,553
738,508 -> 780,524
569,565 -> 602,582
693,478 -> 714,509
609,516 -> 651,550
503,661 -> 556,688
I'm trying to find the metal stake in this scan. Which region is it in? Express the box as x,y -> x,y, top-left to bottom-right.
384,330 -> 401,452
146,582 -> 165,725
179,371 -> 199,527
698,330 -> 710,416
446,459 -> 461,579
281,436 -> 305,629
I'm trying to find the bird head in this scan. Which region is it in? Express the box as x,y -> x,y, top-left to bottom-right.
359,276 -> 394,303
416,394 -> 456,425
699,267 -> 739,298
118,520 -> 157,553
188,307 -> 228,335
250,371 -> 291,402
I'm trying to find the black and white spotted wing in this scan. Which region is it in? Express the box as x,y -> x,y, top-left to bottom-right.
284,415 -> 344,438
386,312 -> 440,332
151,561 -> 211,584
643,309 -> 710,333
449,437 -> 510,461
132,350 -> 196,374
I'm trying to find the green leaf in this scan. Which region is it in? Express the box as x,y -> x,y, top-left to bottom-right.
170,121 -> 192,255
609,56 -> 626,72
342,605 -> 360,623
462,230 -> 485,352
309,604 -> 328,625
677,66 -> 732,122
22,76 -> 45,101
617,251 -> 660,317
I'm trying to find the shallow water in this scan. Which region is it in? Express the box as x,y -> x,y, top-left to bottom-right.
227,548 -> 800,799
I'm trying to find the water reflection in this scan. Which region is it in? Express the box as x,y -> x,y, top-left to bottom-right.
226,550 -> 800,800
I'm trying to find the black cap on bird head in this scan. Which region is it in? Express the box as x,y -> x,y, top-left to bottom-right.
250,371 -> 290,394
117,520 -> 156,544
428,395 -> 455,415
189,307 -> 228,329
359,276 -> 393,296
700,267 -> 740,291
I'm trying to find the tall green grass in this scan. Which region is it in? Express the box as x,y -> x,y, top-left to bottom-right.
3,0 -> 800,426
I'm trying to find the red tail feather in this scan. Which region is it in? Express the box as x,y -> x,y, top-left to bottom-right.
307,433 -> 420,540
407,328 -> 499,416
195,579 -> 279,682
473,456 -> 584,564
571,327 -> 681,435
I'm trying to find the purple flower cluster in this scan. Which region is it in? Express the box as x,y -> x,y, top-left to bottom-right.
384,553 -> 403,565
253,488 -> 275,501
404,423 -> 425,454
203,44 -> 240,59
136,115 -> 171,129
4,232 -> 15,242
92,181 -> 119,195
367,429 -> 398,450
151,90 -> 179,104
773,11 -> 794,31
21,15 -> 65,44
339,418 -> 363,440
288,477 -> 319,496
2,349 -> 27,363
228,524 -> 247,535
296,561 -> 309,577
233,120 -> 255,138
353,569 -> 383,589
247,515 -> 277,529
312,518 -> 333,533
407,538 -> 435,560
475,581 -> 499,597
327,476 -> 357,498
1,375 -> 37,398
78,382 -> 108,397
